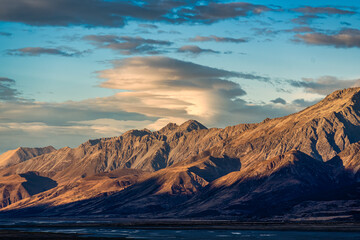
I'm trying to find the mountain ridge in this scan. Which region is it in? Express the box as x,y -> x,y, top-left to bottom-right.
1,87 -> 360,220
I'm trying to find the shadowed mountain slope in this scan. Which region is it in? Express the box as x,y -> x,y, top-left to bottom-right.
0,171 -> 57,208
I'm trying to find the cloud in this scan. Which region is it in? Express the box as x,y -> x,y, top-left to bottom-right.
294,28 -> 360,48
341,22 -> 351,26
68,118 -> 154,136
0,0 -> 179,27
293,6 -> 356,15
177,2 -> 271,24
96,56 -> 246,121
292,98 -> 321,108
189,35 -> 247,43
288,76 -> 360,95
0,32 -> 11,37
177,45 -> 220,55
291,6 -> 356,25
83,35 -> 172,55
6,47 -> 89,57
286,27 -> 314,33
0,77 -> 21,101
0,0 -> 272,27
95,56 -> 290,126
0,57 -> 296,152
138,23 -> 158,29
292,15 -> 320,25
0,99 -> 155,153
157,30 -> 181,34
270,97 -> 286,105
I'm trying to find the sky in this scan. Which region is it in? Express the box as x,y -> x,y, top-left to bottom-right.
0,0 -> 360,153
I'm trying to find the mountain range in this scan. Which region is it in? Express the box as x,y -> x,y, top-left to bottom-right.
0,88 -> 360,221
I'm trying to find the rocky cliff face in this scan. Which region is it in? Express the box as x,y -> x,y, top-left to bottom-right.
1,88 -> 360,220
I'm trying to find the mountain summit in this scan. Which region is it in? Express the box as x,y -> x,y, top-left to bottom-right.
1,88 -> 360,221
0,146 -> 55,170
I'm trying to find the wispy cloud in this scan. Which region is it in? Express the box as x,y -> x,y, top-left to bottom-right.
293,6 -> 356,15
176,2 -> 271,24
286,27 -> 314,33
177,45 -> 219,55
6,47 -> 89,57
291,98 -> 321,108
291,6 -> 356,25
292,15 -> 320,25
189,35 -> 247,43
138,23 -> 158,29
83,35 -> 172,55
0,77 -> 21,101
288,76 -> 360,95
0,32 -> 11,37
294,28 -> 360,48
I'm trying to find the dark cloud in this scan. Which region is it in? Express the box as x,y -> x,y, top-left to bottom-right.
177,45 -> 219,55
7,47 -> 88,57
0,77 -> 21,101
294,28 -> 360,48
84,35 -> 172,55
0,0 -> 272,27
0,0 -> 181,27
293,6 -> 356,15
270,97 -> 286,105
288,76 -> 360,95
291,6 -> 356,25
0,32 -> 11,36
189,35 -> 247,43
138,23 -> 158,29
176,2 -> 271,24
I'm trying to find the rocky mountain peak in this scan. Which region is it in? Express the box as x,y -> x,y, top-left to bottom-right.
324,87 -> 360,101
123,128 -> 152,137
157,122 -> 179,135
179,119 -> 207,132
0,146 -> 56,170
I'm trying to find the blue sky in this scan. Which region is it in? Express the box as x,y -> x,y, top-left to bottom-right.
0,0 -> 360,152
